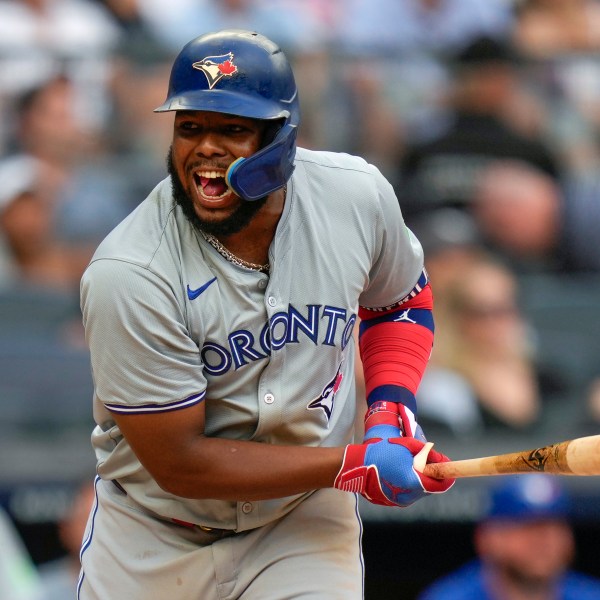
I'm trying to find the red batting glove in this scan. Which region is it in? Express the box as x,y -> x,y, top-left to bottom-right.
334,437 -> 455,507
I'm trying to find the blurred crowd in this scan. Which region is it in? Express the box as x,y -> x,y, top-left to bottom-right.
4,0 -> 600,596
3,0 -> 600,448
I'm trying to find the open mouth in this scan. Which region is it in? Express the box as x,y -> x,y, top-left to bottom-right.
194,170 -> 230,201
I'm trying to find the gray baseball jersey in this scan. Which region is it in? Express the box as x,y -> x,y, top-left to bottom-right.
80,146 -> 424,532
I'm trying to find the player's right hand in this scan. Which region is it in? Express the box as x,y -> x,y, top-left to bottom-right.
334,437 -> 455,507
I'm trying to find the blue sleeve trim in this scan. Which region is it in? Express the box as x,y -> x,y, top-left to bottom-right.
367,385 -> 417,414
105,391 -> 206,414
358,307 -> 434,336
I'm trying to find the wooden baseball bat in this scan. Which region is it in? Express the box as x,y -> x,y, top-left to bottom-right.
413,434 -> 600,479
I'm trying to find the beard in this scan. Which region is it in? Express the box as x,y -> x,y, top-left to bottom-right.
166,147 -> 268,237
498,562 -> 556,594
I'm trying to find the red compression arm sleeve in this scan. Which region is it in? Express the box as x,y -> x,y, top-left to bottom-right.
358,284 -> 434,407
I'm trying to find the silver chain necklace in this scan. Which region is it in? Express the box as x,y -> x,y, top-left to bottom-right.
198,185 -> 287,275
200,230 -> 271,273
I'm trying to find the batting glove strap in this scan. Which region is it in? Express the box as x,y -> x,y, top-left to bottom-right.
397,403 -> 426,441
363,400 -> 426,443
363,401 -> 402,441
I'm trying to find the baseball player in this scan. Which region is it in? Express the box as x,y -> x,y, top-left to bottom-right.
78,29 -> 455,600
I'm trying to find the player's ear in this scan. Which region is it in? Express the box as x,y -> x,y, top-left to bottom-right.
262,119 -> 285,147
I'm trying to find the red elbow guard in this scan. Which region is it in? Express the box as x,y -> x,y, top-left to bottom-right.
358,284 -> 434,405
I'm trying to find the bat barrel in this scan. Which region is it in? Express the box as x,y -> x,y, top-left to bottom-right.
422,435 -> 600,479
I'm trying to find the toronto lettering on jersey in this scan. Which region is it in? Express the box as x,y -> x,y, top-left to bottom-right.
201,303 -> 357,375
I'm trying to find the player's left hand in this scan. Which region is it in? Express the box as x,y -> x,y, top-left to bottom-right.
334,437 -> 455,507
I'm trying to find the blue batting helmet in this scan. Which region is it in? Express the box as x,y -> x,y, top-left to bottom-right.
484,475 -> 570,523
155,29 -> 300,201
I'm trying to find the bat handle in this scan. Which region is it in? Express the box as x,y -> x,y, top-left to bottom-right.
413,442 -> 434,472
423,461 -> 455,479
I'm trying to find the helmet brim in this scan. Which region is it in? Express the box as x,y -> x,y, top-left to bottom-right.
154,88 -> 293,121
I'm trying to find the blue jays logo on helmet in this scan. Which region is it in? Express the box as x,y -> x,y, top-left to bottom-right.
308,363 -> 344,424
192,53 -> 238,89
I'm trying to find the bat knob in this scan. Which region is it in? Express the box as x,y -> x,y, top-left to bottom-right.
413,441 -> 434,472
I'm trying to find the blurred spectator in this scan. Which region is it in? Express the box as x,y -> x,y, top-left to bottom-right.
13,74 -> 100,165
97,0 -> 158,41
333,0 -> 513,56
37,480 -> 95,600
408,209 -> 488,435
418,474 -> 600,600
510,0 -> 600,176
107,40 -> 174,202
0,0 -> 121,150
326,1 -> 515,173
417,253 -> 562,434
513,0 -> 600,57
0,154 -> 84,292
408,208 -> 484,298
0,505 -> 44,600
9,74 -> 132,249
472,160 -> 600,273
134,0 -> 328,56
397,35 -> 560,220
471,160 -> 562,274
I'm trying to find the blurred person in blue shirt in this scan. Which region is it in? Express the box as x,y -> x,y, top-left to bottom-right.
419,474 -> 600,600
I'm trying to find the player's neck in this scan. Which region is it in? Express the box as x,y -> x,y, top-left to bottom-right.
214,185 -> 286,267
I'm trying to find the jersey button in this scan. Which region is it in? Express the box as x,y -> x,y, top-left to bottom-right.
264,393 -> 275,404
258,279 -> 267,289
267,296 -> 277,307
242,502 -> 253,514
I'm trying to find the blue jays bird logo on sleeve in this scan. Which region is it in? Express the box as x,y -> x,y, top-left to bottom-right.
193,53 -> 238,89
307,362 -> 344,423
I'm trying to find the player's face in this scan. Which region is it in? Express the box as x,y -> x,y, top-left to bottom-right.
169,111 -> 268,236
477,520 -> 574,585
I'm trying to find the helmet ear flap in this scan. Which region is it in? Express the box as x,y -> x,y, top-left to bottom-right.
226,123 -> 297,201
